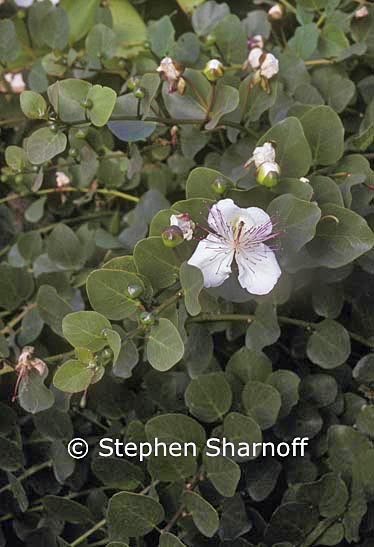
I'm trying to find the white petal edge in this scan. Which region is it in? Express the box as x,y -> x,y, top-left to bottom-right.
207,198 -> 241,237
188,235 -> 234,288
236,243 -> 281,295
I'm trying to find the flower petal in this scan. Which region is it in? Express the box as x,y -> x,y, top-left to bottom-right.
236,243 -> 281,295
188,235 -> 234,288
207,198 -> 241,237
237,207 -> 273,236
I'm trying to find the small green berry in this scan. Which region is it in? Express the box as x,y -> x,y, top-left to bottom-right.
139,311 -> 155,326
81,99 -> 93,109
127,76 -> 140,90
204,33 -> 216,46
69,148 -> 79,158
133,87 -> 145,99
161,226 -> 184,248
211,177 -> 229,195
127,283 -> 143,299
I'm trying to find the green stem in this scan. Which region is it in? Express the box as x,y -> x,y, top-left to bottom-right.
0,186 -> 139,206
190,313 -> 374,349
154,290 -> 184,316
316,13 -> 326,27
305,58 -> 336,66
278,0 -> 297,14
301,516 -> 341,547
45,350 -> 75,364
0,460 -> 52,496
0,303 -> 37,335
70,518 -> 107,547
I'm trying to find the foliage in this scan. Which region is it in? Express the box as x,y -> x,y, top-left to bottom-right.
0,0 -> 374,546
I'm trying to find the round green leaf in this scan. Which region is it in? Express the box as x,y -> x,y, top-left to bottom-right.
242,381 -> 281,430
307,204 -> 374,268
134,237 -> 179,290
182,491 -> 219,538
145,413 -> 206,449
146,318 -> 184,371
87,269 -> 144,320
298,105 -> 344,165
107,492 -> 164,539
20,91 -> 47,119
25,127 -> 67,165
203,453 -> 240,497
224,412 -> 262,461
267,194 -> 321,255
53,359 -> 95,393
185,372 -> 232,423
307,319 -> 350,369
87,84 -> 117,127
62,311 -> 111,351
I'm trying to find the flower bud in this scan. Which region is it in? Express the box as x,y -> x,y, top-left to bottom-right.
268,3 -> 283,20
127,283 -> 143,299
211,176 -> 229,195
169,213 -> 195,241
204,33 -> 216,47
247,35 -> 265,50
139,311 -> 155,325
256,161 -> 280,188
127,76 -> 140,90
203,59 -> 224,82
133,87 -> 145,99
162,225 -> 184,247
355,6 -> 369,18
81,98 -> 93,109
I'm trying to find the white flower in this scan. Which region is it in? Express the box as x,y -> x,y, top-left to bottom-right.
170,213 -> 195,241
355,6 -> 369,18
245,49 -> 279,81
56,171 -> 70,188
188,199 -> 281,295
268,4 -> 283,20
299,176 -> 310,183
247,47 -> 263,70
157,57 -> 184,93
245,142 -> 276,168
4,72 -> 26,94
260,53 -> 279,79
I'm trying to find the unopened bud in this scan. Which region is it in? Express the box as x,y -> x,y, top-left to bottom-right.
203,59 -> 224,82
268,3 -> 283,20
127,283 -> 143,299
355,6 -> 369,18
204,33 -> 216,47
81,99 -> 93,109
127,76 -> 140,90
162,225 -> 184,247
247,35 -> 265,50
139,311 -> 155,325
133,87 -> 145,99
211,177 -> 229,195
256,161 -> 280,188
